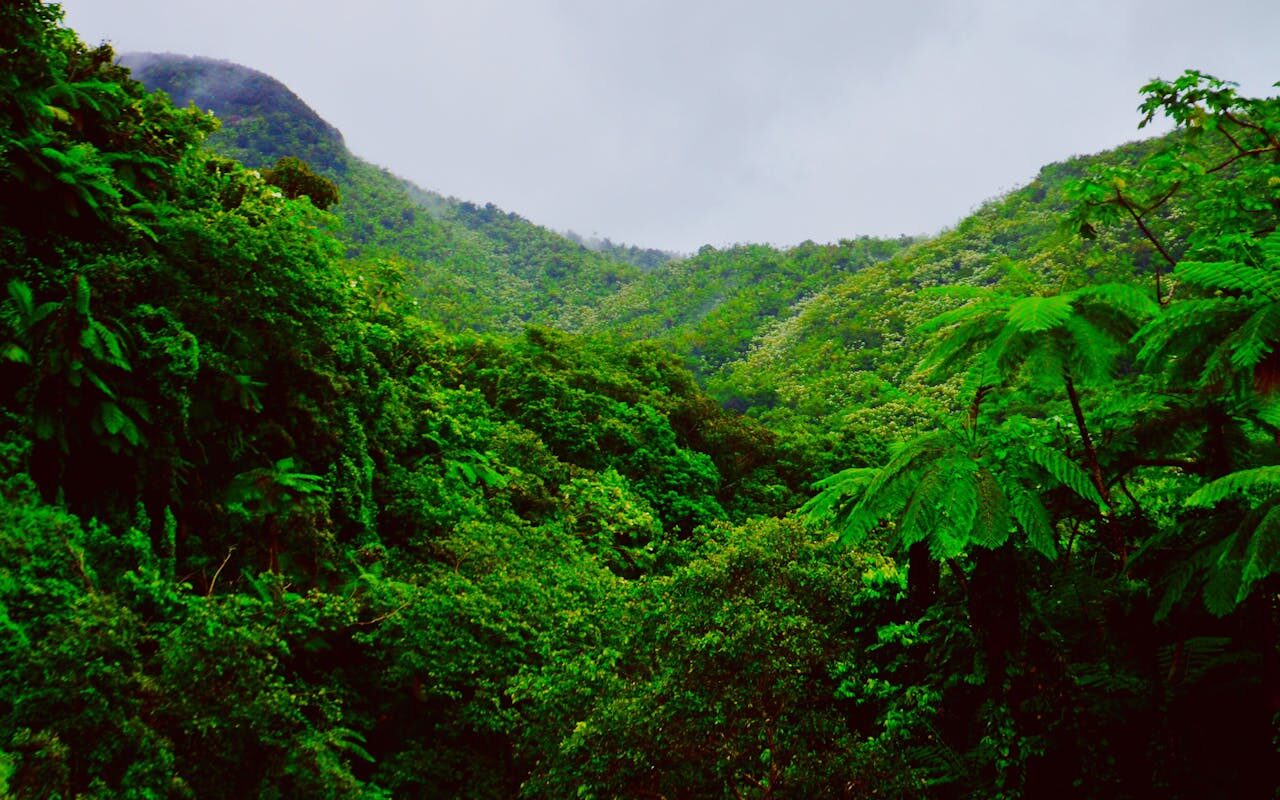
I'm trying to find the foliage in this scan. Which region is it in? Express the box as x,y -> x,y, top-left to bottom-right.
4,8 -> 1280,797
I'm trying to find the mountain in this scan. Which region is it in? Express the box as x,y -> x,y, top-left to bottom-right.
583,236 -> 915,379
121,52 -> 1182,464
118,53 -> 347,174
121,52 -> 643,332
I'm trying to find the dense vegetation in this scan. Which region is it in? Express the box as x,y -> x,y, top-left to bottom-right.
3,3 -> 1279,797
120,53 -> 648,334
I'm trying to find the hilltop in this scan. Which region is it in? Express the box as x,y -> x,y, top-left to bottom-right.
122,52 -> 646,332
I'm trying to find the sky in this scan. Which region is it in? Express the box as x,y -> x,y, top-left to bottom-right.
59,0 -> 1280,254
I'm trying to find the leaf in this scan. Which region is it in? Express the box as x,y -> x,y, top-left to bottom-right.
1009,485 -> 1056,559
1063,314 -> 1119,384
1177,260 -> 1280,296
1185,466 -> 1280,508
1202,536 -> 1244,617
1237,505 -> 1280,603
918,295 -> 1011,334
1027,444 -> 1105,508
1006,295 -> 1073,333
100,400 -> 127,435
1070,282 -> 1160,322
802,467 -> 876,522
1,343 -> 29,364
7,279 -> 34,318
73,275 -> 91,316
971,469 -> 1012,549
1257,397 -> 1280,428
1226,304 -> 1280,370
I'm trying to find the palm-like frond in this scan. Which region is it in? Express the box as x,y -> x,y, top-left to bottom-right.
1177,260 -> 1280,297
971,468 -> 1012,550
1225,304 -> 1280,370
1070,282 -> 1161,323
1006,294 -> 1074,333
1026,444 -> 1106,509
1139,230 -> 1280,390
1184,466 -> 1280,508
1237,504 -> 1280,604
1006,483 -> 1057,559
919,282 -> 1147,392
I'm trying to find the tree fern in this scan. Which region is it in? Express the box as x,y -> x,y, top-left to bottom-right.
1136,231 -> 1280,392
806,414 -> 1099,567
1158,474 -> 1280,616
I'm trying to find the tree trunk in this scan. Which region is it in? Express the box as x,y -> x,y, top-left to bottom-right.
1063,372 -> 1125,566
906,541 -> 940,617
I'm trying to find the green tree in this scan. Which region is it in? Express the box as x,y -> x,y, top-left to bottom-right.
261,155 -> 340,209
917,283 -> 1157,561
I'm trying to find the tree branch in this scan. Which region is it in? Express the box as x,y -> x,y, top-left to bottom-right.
1114,189 -> 1178,270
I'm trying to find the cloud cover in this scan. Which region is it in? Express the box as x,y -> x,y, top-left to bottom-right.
61,0 -> 1280,252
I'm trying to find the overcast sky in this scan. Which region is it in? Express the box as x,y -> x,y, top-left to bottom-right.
59,0 -> 1280,253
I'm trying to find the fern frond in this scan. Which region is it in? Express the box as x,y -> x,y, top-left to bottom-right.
801,467 -> 877,522
918,296 -> 1011,334
1006,294 -> 1073,333
933,457 -> 979,559
1155,541 -> 1218,621
920,314 -> 1004,378
988,320 -> 1034,380
1133,298 -> 1238,364
1156,636 -> 1234,687
1008,483 -> 1057,559
1202,534 -> 1244,616
1260,231 -> 1280,268
865,431 -> 955,498
1237,504 -> 1280,603
1063,315 -> 1120,385
1027,444 -> 1105,508
1184,466 -> 1280,508
1256,397 -> 1280,428
1225,304 -> 1280,370
899,463 -> 949,550
1071,282 -> 1160,323
1088,390 -> 1173,425
1177,260 -> 1280,297
971,468 -> 1012,549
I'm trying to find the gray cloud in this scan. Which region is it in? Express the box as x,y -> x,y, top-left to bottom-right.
61,0 -> 1280,252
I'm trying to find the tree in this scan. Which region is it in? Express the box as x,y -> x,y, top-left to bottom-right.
917,282 -> 1157,562
261,155 -> 340,210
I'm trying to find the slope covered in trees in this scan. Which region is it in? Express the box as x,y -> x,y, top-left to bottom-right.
3,4 -> 1280,797
122,52 -> 644,333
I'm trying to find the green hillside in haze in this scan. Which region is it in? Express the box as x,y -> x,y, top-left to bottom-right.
121,52 -> 644,332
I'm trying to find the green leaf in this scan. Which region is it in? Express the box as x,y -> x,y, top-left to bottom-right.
100,400 -> 127,435
1237,505 -> 1280,603
971,469 -> 1012,549
1009,485 -> 1056,559
1177,260 -> 1280,297
1027,444 -> 1105,508
1185,467 -> 1280,508
1006,295 -> 1073,333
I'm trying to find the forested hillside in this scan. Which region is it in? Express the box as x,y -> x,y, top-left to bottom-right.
121,53 -> 643,332
3,3 -> 1280,797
